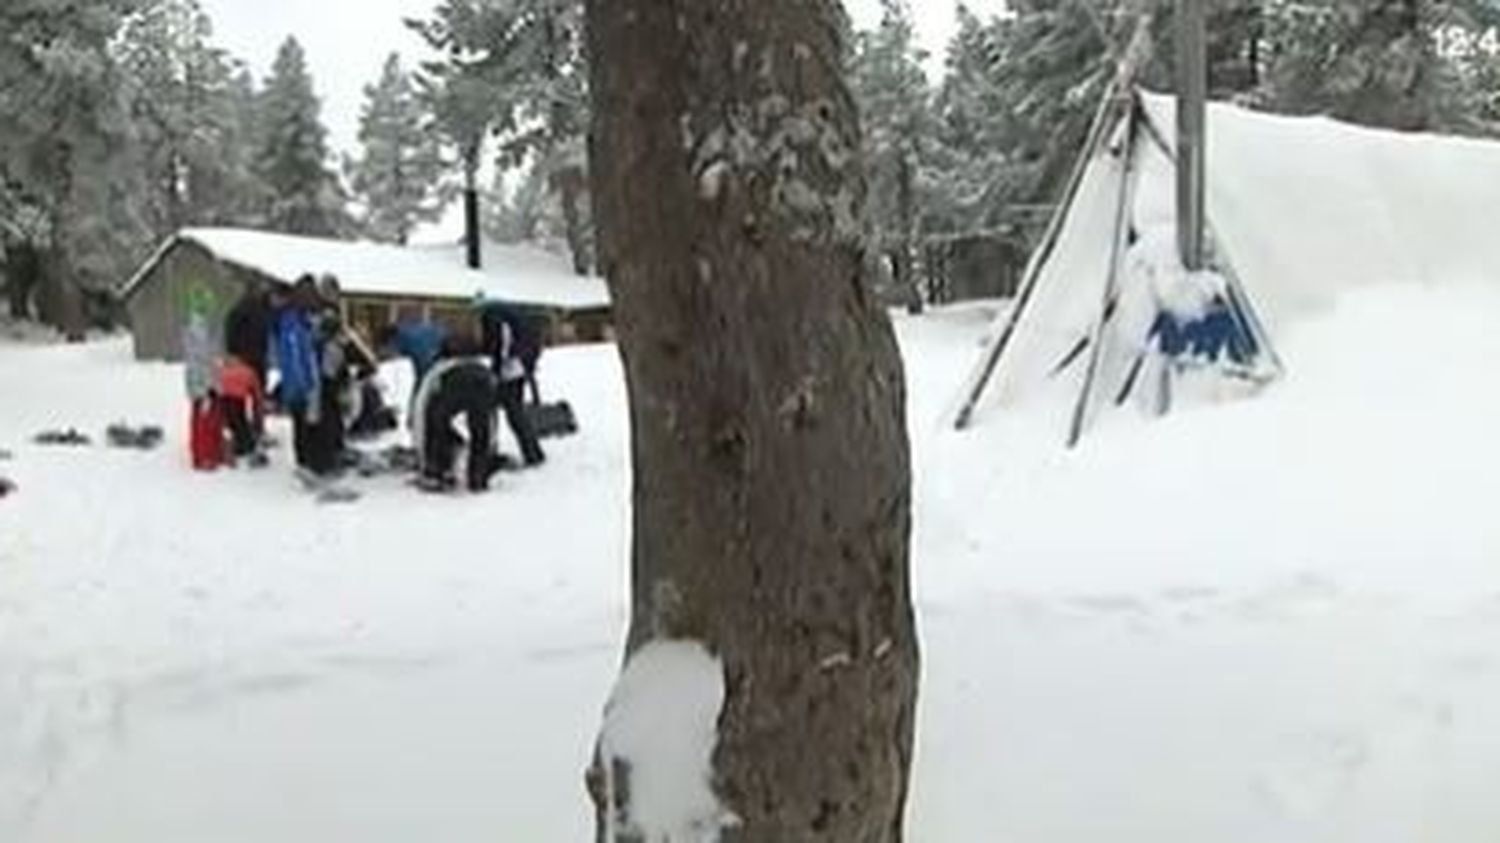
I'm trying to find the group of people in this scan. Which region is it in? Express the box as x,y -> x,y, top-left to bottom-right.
377,298 -> 546,492
186,272 -> 546,495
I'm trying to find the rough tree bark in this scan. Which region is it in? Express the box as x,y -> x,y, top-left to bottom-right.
3,241 -> 40,320
551,164 -> 591,276
585,0 -> 918,840
891,151 -> 922,314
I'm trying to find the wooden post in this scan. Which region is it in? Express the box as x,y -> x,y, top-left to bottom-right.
464,144 -> 482,270
1176,0 -> 1208,271
1068,105 -> 1140,448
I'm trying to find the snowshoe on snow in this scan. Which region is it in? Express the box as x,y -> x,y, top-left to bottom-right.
106,423 -> 164,450
296,466 -> 360,502
33,428 -> 91,447
413,473 -> 457,494
315,485 -> 361,504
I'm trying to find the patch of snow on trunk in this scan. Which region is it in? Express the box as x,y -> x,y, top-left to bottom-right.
600,639 -> 731,842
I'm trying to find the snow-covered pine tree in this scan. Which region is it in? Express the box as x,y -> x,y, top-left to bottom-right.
349,53 -> 450,245
219,66 -> 270,225
850,0 -> 936,311
117,0 -> 263,237
496,0 -> 593,274
254,37 -> 348,237
1255,0 -> 1500,136
926,4 -> 1024,239
0,0 -> 151,335
410,0 -> 593,273
408,0 -> 529,266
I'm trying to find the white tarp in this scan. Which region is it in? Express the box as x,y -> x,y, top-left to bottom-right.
973,92 -> 1500,425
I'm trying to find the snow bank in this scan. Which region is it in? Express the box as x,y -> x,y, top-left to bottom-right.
1140,91 -> 1500,332
598,640 -> 731,842
4,282 -> 1499,842
123,227 -> 611,310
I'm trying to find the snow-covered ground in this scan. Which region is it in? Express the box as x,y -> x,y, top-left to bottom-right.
2,283 -> 1498,841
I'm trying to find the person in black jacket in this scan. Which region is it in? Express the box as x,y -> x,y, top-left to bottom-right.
410,354 -> 499,492
223,281 -> 273,391
477,301 -> 545,467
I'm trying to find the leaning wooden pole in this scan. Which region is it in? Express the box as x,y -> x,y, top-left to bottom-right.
952,15 -> 1154,431
1067,103 -> 1140,448
1176,0 -> 1208,271
950,76 -> 1123,431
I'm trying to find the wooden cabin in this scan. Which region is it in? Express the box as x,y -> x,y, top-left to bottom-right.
119,228 -> 612,362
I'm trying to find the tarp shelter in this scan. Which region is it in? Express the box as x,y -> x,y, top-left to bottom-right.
954,88 -> 1500,442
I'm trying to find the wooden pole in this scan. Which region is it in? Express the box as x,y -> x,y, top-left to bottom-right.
1068,105 -> 1140,448
951,15 -> 1154,431
1176,0 -> 1207,271
464,145 -> 482,270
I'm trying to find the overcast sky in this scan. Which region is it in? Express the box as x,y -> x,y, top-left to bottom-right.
198,0 -> 1007,155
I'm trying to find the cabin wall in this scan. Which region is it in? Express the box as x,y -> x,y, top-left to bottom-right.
340,293 -> 614,350
127,241 -> 247,362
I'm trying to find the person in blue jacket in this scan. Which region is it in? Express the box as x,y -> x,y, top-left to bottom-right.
376,317 -> 449,396
271,276 -> 326,474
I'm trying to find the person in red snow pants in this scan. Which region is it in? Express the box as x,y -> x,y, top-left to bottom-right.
219,355 -> 265,459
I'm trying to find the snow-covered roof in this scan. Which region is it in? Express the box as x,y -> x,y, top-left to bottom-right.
122,227 -> 611,311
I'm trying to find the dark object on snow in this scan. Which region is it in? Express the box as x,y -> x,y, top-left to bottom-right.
491,452 -> 523,473
351,444 -> 420,478
347,379 -> 399,440
106,423 -> 165,450
0,477 -> 15,498
33,428 -> 92,446
0,448 -> 12,461
316,485 -> 361,504
496,379 -> 545,466
525,400 -> 578,439
234,451 -> 270,469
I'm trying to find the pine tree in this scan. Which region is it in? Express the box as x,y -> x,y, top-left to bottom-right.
1255,0 -> 1500,135
0,0 -> 151,334
410,0 -> 593,272
850,0 -> 936,310
927,4 -> 1023,236
118,0 -> 263,236
254,37 -> 347,237
408,0 -> 528,266
498,0 -> 592,274
349,53 -> 450,244
219,66 -> 269,225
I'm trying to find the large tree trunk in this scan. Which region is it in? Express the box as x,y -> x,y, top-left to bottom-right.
35,247 -> 86,342
463,144 -> 482,270
4,240 -> 41,320
892,152 -> 921,314
585,0 -> 918,840
552,164 -> 591,275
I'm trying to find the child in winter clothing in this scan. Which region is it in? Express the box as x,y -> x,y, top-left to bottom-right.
219,355 -> 265,464
183,284 -> 224,470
